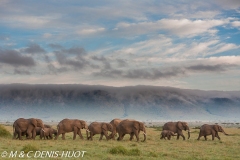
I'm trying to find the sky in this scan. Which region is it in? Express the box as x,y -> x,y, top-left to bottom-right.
0,0 -> 240,91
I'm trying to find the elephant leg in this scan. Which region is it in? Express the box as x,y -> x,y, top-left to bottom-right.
177,134 -> 180,140
204,136 -> 207,140
26,130 -> 33,139
130,132 -> 134,141
215,133 -> 220,140
32,130 -> 36,140
99,133 -> 104,141
197,134 -> 201,140
77,129 -> 84,139
160,135 -> 163,139
212,134 -> 215,140
54,131 -> 61,140
134,130 -> 139,142
168,135 -> 171,140
62,133 -> 66,140
73,127 -> 78,140
117,133 -> 123,141
90,132 -> 94,141
104,131 -> 109,140
177,131 -> 185,140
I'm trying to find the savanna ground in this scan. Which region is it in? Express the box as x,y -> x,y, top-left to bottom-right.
0,124 -> 240,160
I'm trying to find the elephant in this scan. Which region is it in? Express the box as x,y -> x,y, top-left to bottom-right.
117,119 -> 146,142
162,121 -> 190,140
15,127 -> 42,139
44,124 -> 52,128
87,122 -> 113,141
55,119 -> 88,140
13,118 -> 45,140
197,124 -> 228,140
109,118 -> 122,140
160,130 -> 176,140
40,128 -> 57,140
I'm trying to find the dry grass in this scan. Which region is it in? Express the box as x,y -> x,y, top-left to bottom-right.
0,125 -> 240,159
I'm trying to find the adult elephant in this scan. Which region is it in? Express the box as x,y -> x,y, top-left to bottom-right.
197,124 -> 228,140
117,119 -> 146,142
13,118 -> 45,140
109,118 -> 122,140
162,121 -> 190,140
87,122 -> 113,141
55,119 -> 88,140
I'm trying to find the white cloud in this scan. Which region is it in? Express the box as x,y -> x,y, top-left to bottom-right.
43,33 -> 52,38
214,43 -> 239,53
232,21 -> 240,27
77,27 -> 105,35
114,19 -> 228,37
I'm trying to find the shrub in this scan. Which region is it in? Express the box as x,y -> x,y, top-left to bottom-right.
21,144 -> 39,153
128,148 -> 141,156
109,146 -> 141,156
0,125 -> 11,138
109,146 -> 128,155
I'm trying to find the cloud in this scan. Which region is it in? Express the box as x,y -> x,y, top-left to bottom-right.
53,47 -> 89,70
77,27 -> 105,35
114,19 -> 228,37
0,49 -> 35,67
22,43 -> 46,54
14,69 -> 31,75
48,44 -> 63,49
92,58 -> 240,80
232,21 -> 240,28
186,64 -> 236,72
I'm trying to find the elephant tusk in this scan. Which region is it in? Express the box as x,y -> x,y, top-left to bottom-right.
42,128 -> 45,132
86,129 -> 90,132
143,132 -> 146,135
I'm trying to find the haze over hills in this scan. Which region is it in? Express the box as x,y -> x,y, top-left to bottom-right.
0,84 -> 239,122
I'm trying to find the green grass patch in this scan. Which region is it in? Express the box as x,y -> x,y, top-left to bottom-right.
0,125 -> 11,138
21,144 -> 39,153
109,145 -> 141,156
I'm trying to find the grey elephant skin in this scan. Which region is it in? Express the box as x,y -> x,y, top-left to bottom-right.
160,130 -> 176,140
162,121 -> 190,140
13,118 -> 45,140
55,119 -> 88,140
109,118 -> 122,140
197,124 -> 228,140
117,119 -> 146,142
87,122 -> 113,141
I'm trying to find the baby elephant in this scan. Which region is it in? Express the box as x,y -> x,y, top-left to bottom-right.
40,128 -> 57,140
160,130 -> 176,140
87,122 -> 113,141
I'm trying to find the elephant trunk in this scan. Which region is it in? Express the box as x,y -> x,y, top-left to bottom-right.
222,129 -> 229,135
142,127 -> 146,142
86,128 -> 90,139
187,130 -> 191,139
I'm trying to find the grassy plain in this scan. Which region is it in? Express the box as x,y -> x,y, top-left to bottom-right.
0,124 -> 240,160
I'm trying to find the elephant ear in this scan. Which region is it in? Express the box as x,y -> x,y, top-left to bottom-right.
101,123 -> 107,131
107,123 -> 112,131
30,118 -> 37,127
177,121 -> 184,130
133,121 -> 139,130
213,125 -> 219,132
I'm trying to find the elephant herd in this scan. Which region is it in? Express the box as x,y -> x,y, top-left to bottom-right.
12,118 -> 229,141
